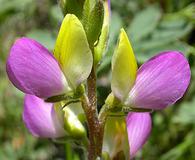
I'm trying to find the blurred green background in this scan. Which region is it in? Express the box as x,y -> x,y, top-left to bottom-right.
0,0 -> 195,159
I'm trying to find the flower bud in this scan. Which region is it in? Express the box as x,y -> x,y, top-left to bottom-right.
102,116 -> 130,159
63,106 -> 86,139
94,0 -> 111,65
83,0 -> 104,45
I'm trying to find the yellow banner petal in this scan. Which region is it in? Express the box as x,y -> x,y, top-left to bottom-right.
111,28 -> 138,101
54,14 -> 93,89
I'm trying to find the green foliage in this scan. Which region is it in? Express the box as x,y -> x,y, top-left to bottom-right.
26,29 -> 56,50
128,5 -> 162,42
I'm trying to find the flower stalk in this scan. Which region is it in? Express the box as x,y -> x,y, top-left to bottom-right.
82,65 -> 104,159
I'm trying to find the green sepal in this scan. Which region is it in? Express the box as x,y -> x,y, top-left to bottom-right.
45,85 -> 85,104
103,93 -> 153,115
122,106 -> 153,113
105,93 -> 122,110
45,92 -> 76,103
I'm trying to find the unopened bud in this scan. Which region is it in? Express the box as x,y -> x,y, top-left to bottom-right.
63,107 -> 86,139
94,0 -> 111,65
83,0 -> 104,45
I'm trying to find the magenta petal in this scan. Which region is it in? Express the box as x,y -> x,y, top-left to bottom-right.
126,51 -> 191,110
6,37 -> 70,98
126,113 -> 152,158
108,0 -> 111,11
23,94 -> 65,138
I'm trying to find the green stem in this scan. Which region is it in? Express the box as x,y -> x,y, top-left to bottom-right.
65,143 -> 72,160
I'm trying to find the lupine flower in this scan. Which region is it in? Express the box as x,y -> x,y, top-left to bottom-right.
103,113 -> 151,159
104,28 -> 191,158
112,29 -> 191,111
6,14 -> 92,138
6,14 -> 92,99
23,94 -> 85,138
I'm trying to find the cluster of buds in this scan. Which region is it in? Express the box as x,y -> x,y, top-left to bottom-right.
6,0 -> 190,159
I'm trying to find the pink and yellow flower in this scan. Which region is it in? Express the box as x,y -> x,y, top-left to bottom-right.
103,28 -> 191,158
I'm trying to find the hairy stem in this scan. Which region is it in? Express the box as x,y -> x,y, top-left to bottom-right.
81,94 -> 97,160
82,66 -> 102,160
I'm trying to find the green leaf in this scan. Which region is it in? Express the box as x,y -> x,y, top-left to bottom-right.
172,98 -> 195,125
132,17 -> 193,63
134,41 -> 191,63
54,14 -> 93,89
26,29 -> 56,51
159,133 -> 195,160
0,0 -> 32,14
128,5 -> 162,42
50,5 -> 64,25
0,0 -> 33,22
151,19 -> 193,41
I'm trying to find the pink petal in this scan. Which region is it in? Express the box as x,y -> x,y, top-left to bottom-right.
126,113 -> 152,158
126,51 -> 191,110
6,37 -> 70,98
23,94 -> 65,138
